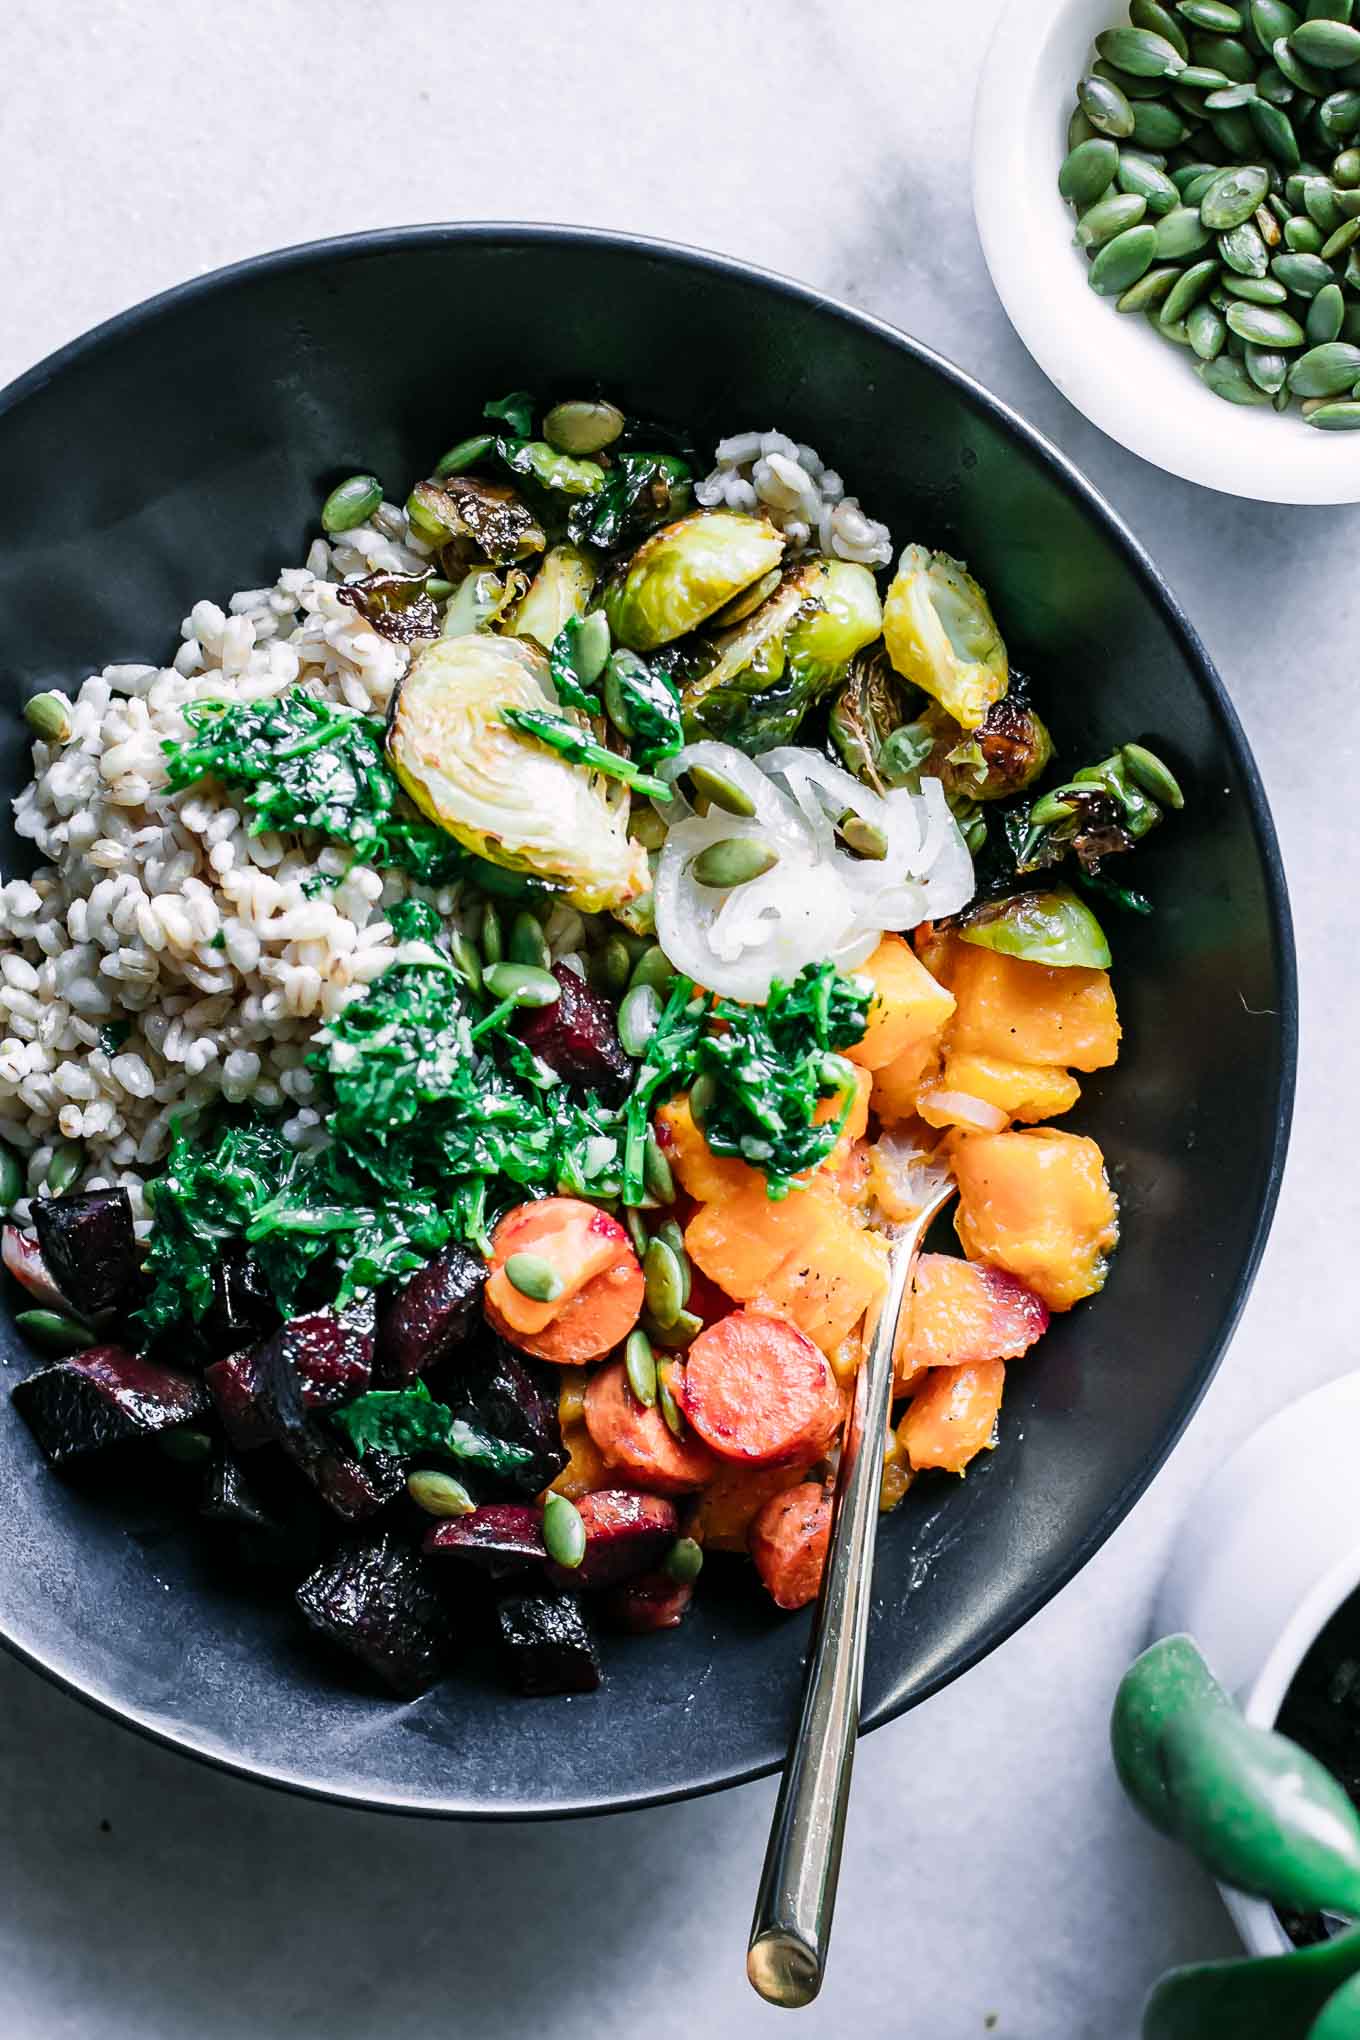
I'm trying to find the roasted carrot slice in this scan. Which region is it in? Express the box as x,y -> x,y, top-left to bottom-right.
749,1481 -> 833,1610
681,1309 -> 841,1468
485,1197 -> 644,1364
583,1358 -> 718,1495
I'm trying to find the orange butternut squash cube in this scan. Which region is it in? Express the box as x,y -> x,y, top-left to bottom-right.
938,938 -> 1119,1071
847,933 -> 956,1073
656,1095 -> 754,1201
951,1127 -> 1119,1311
685,1178 -> 889,1355
870,1039 -> 942,1126
894,1252 -> 1048,1389
898,1360 -> 1006,1475
548,1418 -> 615,1501
939,1052 -> 1081,1125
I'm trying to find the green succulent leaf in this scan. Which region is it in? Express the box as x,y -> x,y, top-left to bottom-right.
1112,1635 -> 1230,1837
1143,1926 -> 1360,2040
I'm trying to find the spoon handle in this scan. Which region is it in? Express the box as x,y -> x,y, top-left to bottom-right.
746,1186 -> 951,2009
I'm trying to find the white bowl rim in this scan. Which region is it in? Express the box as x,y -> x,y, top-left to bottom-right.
973,0 -> 1360,503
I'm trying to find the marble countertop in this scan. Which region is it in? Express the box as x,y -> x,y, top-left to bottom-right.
1,2 -> 1350,2034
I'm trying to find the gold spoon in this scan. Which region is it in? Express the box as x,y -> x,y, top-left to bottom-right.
747,1172 -> 957,2008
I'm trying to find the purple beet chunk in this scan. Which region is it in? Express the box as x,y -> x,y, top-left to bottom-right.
249,1308 -> 401,1522
453,1338 -> 567,1498
495,1588 -> 601,1696
296,1531 -> 452,1698
201,1450 -> 277,1534
31,1190 -> 136,1315
375,1243 -> 485,1385
204,1350 -> 272,1451
513,963 -> 631,1102
204,1297 -> 375,1450
545,1489 -> 678,1591
12,1346 -> 210,1467
424,1502 -> 547,1579
199,1248 -> 278,1361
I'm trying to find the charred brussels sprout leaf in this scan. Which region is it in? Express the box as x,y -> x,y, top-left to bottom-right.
441,567 -> 529,638
567,452 -> 694,552
604,510 -> 786,651
957,888 -> 1112,970
483,390 -> 535,440
335,570 -> 440,645
828,649 -> 916,791
882,544 -> 1009,730
934,689 -> 1055,803
509,544 -> 597,652
680,558 -> 882,754
495,439 -> 606,499
386,633 -> 649,912
1014,743 -> 1184,876
408,476 -> 545,569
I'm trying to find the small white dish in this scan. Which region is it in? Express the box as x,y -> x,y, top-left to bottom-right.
973,0 -> 1360,502
1154,1371 -> 1360,1954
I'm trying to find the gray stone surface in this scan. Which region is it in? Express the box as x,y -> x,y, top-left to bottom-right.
0,0 -> 1346,2032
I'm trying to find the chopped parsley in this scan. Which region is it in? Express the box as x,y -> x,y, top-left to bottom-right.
501,705 -> 672,799
333,1380 -> 530,1475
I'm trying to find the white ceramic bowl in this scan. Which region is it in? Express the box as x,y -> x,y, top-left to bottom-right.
973,0 -> 1360,502
1154,1371 -> 1360,1954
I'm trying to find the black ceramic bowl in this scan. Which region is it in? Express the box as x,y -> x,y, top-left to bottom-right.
0,226 -> 1295,1818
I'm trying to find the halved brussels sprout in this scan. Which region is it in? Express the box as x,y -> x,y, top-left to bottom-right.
386,633 -> 649,913
604,509 -> 785,651
680,558 -> 882,755
407,476 -> 545,568
441,567 -> 528,637
956,888 -> 1111,970
882,544 -> 1009,730
828,648 -> 916,792
897,696 -> 1055,804
510,544 -> 598,649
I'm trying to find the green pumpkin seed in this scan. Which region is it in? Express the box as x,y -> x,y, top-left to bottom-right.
647,1307 -> 704,1352
834,811 -> 891,859
573,610 -> 611,687
1118,149 -> 1184,209
1275,29 -> 1335,84
1096,56 -> 1175,95
1028,791 -> 1078,827
1088,221 -> 1161,290
15,1309 -> 95,1356
1068,105 -> 1098,149
1179,0 -> 1245,25
644,1236 -> 685,1328
446,929 -> 483,996
433,434 -> 494,479
543,399 -> 625,456
685,763 -> 759,817
1303,393 -> 1360,416
690,836 -> 779,888
478,901 -> 504,967
1150,310 -> 1195,341
1078,192 -> 1151,245
1195,27 -> 1258,74
1245,339 -> 1291,383
1155,204 -> 1214,255
1204,78 -> 1259,102
0,1145 -> 21,1215
1226,297 -> 1307,338
625,1327 -> 658,1408
1307,278 -> 1348,334
1335,141 -> 1360,175
1160,255 -> 1222,319
1224,268 -> 1290,294
504,1251 -> 564,1303
1080,71 -> 1139,135
654,1219 -> 691,1302
1062,117 -> 1109,170
1198,350 -> 1276,393
1258,62 -> 1299,102
1118,263 -> 1182,309
1301,169 -> 1347,223
508,908 -> 551,970
688,1071 -> 717,1129
1249,91 -> 1304,156
618,983 -> 662,1059
1131,99 -> 1194,144
1337,179 -> 1360,207
1219,217 -> 1272,267
1098,24 -> 1190,73
624,1204 -> 650,1259
1321,85 -> 1360,128
481,961 -> 561,1009
1293,16 -> 1360,62
626,943 -> 673,997
45,1140 -> 82,1195
23,692 -> 71,744
1284,207 -> 1327,240
1288,334 -> 1360,383
657,1366 -> 690,1430
1210,104 -> 1261,148
321,473 -> 383,534
1190,299 -> 1230,348
1122,744 -> 1187,806
1321,208 -> 1360,245
408,1469 -> 476,1518
1200,162 -> 1272,222
665,1536 -> 704,1586
543,1491 -> 586,1569
1137,0 -> 1195,54
1311,0 -> 1356,23
1254,0 -> 1303,42
1174,156 -> 1224,188
591,934 -> 631,1000
643,1128 -> 675,1205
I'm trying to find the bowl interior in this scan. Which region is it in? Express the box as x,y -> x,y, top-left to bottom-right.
974,0 -> 1360,503
0,227 -> 1294,1815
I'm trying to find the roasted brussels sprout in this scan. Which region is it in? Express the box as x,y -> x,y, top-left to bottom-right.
567,452 -> 694,552
335,571 -> 440,646
888,694 -> 1055,805
956,888 -> 1111,970
386,634 -> 648,913
882,544 -> 1009,730
440,567 -> 528,637
679,558 -> 882,754
1011,742 -> 1184,876
510,544 -> 598,649
604,510 -> 785,652
827,648 -> 915,791
407,476 -> 545,569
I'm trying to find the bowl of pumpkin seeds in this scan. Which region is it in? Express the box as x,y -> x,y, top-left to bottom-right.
975,0 -> 1360,498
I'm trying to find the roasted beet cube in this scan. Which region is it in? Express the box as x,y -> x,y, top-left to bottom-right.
601,1570 -> 694,1633
424,1502 -> 547,1579
495,1588 -> 601,1696
513,964 -> 631,1102
452,1338 -> 567,1497
201,1450 -> 277,1535
12,1346 -> 210,1468
204,1350 -> 273,1450
296,1532 -> 452,1697
375,1243 -> 484,1385
205,1297 -> 375,1450
247,1307 -> 401,1522
31,1190 -> 137,1316
199,1248 -> 278,1361
546,1489 -> 678,1591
